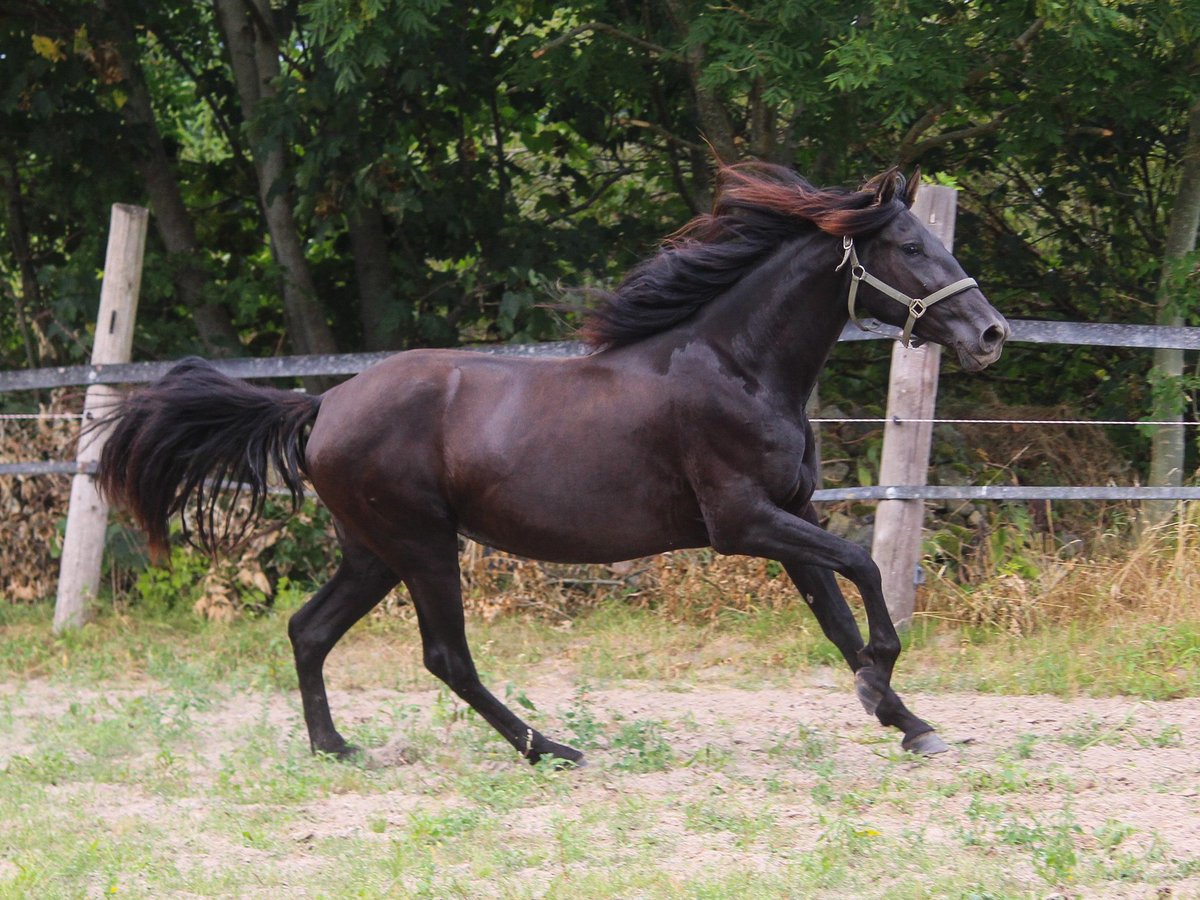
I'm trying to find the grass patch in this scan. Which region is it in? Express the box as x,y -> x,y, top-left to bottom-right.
3,588 -> 1200,896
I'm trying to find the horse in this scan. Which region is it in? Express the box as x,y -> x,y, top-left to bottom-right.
96,162 -> 1009,765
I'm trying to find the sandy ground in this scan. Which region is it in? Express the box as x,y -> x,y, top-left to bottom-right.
2,672 -> 1199,895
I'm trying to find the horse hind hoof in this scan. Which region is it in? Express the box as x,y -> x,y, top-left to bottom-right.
902,730 -> 950,756
854,670 -> 883,716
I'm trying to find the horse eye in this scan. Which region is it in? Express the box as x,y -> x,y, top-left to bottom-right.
901,242 -> 922,256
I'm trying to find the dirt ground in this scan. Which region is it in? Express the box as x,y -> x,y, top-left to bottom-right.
3,666 -> 1199,897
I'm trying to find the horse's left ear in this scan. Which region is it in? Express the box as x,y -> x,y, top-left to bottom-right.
904,167 -> 921,208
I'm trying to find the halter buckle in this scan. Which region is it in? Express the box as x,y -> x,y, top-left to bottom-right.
836,236 -> 854,272
851,264 -> 865,281
909,299 -> 927,319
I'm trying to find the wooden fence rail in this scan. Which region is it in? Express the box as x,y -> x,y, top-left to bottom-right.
6,328 -> 1200,501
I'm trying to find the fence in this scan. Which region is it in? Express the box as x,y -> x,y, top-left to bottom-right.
7,318 -> 1200,498
4,197 -> 1200,629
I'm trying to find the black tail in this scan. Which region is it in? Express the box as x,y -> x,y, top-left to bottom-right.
95,357 -> 322,558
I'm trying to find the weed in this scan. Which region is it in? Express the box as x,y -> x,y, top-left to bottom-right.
609,717 -> 674,772
558,682 -> 606,751
5,750 -> 76,785
1057,713 -> 1135,749
683,799 -> 775,848
684,743 -> 735,771
1013,732 -> 1039,759
766,722 -> 830,765
1134,722 -> 1183,748
1000,809 -> 1083,886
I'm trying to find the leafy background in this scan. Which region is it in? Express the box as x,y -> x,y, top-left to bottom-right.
1,0 -> 1198,470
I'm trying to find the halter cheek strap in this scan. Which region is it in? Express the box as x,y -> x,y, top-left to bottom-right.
836,237 -> 978,348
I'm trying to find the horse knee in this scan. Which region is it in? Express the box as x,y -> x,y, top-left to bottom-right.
859,634 -> 901,671
287,611 -> 311,654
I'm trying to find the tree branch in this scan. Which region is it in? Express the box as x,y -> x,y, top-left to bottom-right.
899,112 -> 1012,163
898,18 -> 1045,160
615,118 -> 708,155
543,167 -> 631,225
532,21 -> 677,59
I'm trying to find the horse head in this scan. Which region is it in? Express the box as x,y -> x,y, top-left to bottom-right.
846,171 -> 1010,372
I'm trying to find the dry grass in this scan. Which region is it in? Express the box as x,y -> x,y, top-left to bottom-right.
0,395 -> 76,602
920,508 -> 1200,634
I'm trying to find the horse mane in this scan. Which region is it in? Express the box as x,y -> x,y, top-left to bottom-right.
580,162 -> 914,349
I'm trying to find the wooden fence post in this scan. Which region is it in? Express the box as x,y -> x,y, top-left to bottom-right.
54,204 -> 148,632
870,185 -> 959,626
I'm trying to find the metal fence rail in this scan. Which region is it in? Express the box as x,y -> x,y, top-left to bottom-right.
7,318 -> 1200,395
5,317 -> 1200,500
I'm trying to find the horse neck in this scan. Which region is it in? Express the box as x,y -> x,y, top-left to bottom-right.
700,232 -> 848,404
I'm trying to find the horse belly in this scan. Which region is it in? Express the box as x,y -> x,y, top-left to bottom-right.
447,427 -> 706,564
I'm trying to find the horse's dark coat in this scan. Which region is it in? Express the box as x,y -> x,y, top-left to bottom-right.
97,163 -> 1009,763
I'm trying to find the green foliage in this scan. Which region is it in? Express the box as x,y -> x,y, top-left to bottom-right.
1,0 -> 1198,481
134,546 -> 210,613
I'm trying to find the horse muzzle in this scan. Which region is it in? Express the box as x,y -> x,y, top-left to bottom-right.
954,315 -> 1010,372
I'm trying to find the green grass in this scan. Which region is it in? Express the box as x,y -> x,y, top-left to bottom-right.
4,595 -> 1200,700
2,596 -> 1200,897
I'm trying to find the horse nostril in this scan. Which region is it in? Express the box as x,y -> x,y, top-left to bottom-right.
981,323 -> 1007,350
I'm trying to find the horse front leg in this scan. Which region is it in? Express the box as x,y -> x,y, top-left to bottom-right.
785,560 -> 946,753
783,503 -> 947,752
706,498 -> 947,754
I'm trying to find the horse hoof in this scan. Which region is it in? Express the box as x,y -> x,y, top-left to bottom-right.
902,730 -> 950,756
854,670 -> 883,716
312,742 -> 362,762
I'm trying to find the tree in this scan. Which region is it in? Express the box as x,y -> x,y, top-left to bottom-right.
212,0 -> 337,358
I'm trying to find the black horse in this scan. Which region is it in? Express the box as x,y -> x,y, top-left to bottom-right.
97,163 -> 1008,765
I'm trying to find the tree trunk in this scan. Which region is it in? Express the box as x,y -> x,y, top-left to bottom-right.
213,0 -> 338,362
3,154 -> 44,368
107,3 -> 241,357
348,203 -> 405,351
1147,97 -> 1200,523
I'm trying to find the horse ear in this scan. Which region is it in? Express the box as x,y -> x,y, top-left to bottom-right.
904,167 -> 921,208
867,167 -> 901,205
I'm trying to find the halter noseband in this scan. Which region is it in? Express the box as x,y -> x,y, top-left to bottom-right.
836,236 -> 978,348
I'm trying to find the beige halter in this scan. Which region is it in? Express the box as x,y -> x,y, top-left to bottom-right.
837,236 -> 978,347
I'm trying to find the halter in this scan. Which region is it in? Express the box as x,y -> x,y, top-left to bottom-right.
836,236 -> 978,348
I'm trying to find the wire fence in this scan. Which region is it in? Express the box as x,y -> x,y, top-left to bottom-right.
5,317 -> 1200,501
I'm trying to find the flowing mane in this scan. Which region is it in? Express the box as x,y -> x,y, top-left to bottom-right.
581,163 -> 913,349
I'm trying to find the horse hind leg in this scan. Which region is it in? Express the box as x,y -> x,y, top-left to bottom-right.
288,534 -> 399,758
388,530 -> 583,766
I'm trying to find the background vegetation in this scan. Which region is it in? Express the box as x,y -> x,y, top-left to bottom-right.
1,0 -> 1200,616
4,10 -> 1200,893
1,1 -> 1197,423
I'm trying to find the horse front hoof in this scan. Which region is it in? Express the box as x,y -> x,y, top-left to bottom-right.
902,730 -> 950,756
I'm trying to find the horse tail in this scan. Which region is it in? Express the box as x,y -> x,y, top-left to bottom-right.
95,357 -> 322,559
